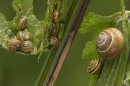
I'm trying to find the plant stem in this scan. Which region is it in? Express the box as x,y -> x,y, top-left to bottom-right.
120,0 -> 125,15
35,0 -> 91,86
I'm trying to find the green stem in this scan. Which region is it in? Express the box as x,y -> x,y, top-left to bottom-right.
35,0 -> 91,86
120,0 -> 125,15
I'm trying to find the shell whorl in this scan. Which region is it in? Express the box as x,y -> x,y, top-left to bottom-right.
20,41 -> 33,52
87,58 -> 102,75
7,39 -> 21,52
17,30 -> 32,41
96,28 -> 124,60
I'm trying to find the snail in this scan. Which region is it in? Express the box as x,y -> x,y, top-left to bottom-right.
53,9 -> 60,20
17,30 -> 32,41
7,39 -> 21,52
87,58 -> 103,75
18,15 -> 28,29
49,36 -> 59,47
96,28 -> 124,60
20,41 -> 33,52
49,22 -> 57,35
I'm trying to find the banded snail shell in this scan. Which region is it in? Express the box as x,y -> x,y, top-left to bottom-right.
18,15 -> 28,29
87,58 -> 103,75
96,28 -> 124,60
20,41 -> 33,52
17,30 -> 32,41
7,39 -> 21,52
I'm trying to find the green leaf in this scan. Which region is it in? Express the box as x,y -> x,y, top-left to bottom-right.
0,0 -> 45,54
79,12 -> 121,36
82,40 -> 99,59
0,14 -> 15,50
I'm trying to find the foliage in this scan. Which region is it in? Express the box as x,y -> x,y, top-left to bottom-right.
79,5 -> 130,86
0,0 -> 44,55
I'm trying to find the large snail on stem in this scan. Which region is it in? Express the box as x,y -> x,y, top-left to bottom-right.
96,28 -> 124,60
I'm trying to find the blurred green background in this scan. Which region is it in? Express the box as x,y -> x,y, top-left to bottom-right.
0,0 -> 130,86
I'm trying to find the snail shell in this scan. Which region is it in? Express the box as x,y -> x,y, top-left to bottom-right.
53,9 -> 60,20
96,28 -> 124,60
87,58 -> 103,75
49,23 -> 57,35
7,39 -> 21,52
17,30 -> 32,41
18,15 -> 28,29
20,41 -> 33,52
49,36 -> 59,47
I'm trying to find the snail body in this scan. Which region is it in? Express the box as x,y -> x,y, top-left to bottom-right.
96,28 -> 124,60
7,39 -> 21,52
17,30 -> 32,41
87,58 -> 103,75
18,15 -> 28,29
20,41 -> 33,52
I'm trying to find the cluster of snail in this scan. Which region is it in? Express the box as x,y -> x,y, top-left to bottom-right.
87,27 -> 124,75
48,4 -> 60,48
7,15 -> 33,53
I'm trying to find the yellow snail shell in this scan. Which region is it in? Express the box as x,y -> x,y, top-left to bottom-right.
7,39 -> 21,52
20,41 -> 33,52
96,28 -> 124,60
53,9 -> 60,20
87,58 -> 103,75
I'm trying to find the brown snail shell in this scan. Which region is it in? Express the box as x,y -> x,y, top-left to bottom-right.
87,58 -> 103,75
17,30 -> 32,41
49,36 -> 59,47
96,28 -> 124,60
18,15 -> 28,29
20,41 -> 33,52
49,23 -> 57,35
7,39 -> 21,52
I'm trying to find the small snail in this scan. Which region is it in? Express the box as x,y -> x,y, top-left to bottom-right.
20,41 -> 33,52
17,30 -> 32,41
7,39 -> 21,52
49,22 -> 57,35
53,9 -> 60,20
96,28 -> 124,60
18,15 -> 28,29
87,58 -> 103,75
49,36 -> 59,47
